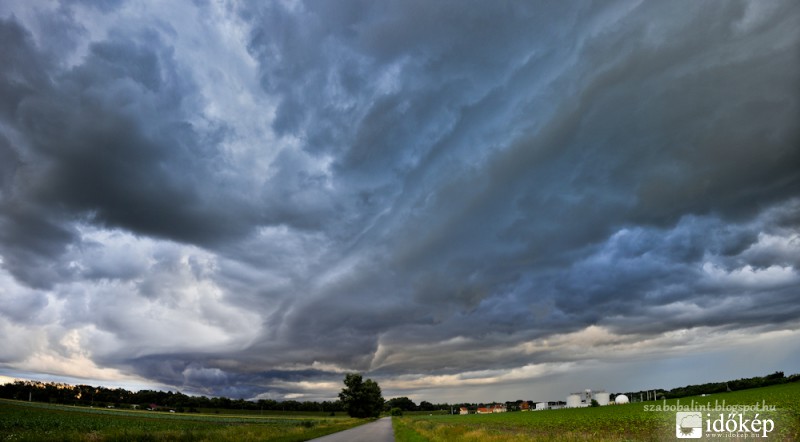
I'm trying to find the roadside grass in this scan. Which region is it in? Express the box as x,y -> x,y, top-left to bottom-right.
0,399 -> 366,442
393,382 -> 800,442
392,417 -> 429,442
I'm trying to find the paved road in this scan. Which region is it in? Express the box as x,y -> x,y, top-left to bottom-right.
309,416 -> 394,442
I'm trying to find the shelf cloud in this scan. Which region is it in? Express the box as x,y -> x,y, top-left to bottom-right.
0,0 -> 798,402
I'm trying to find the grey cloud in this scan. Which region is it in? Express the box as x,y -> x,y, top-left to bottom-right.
240,0 -> 800,378
65,0 -> 126,13
26,36 -> 251,243
0,19 -> 52,118
0,286 -> 48,324
0,0 -> 798,401
0,16 -> 259,285
0,204 -> 76,289
78,242 -> 149,281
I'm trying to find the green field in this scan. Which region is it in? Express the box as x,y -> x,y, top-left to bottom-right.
393,382 -> 800,441
0,399 -> 366,442
3,383 -> 799,441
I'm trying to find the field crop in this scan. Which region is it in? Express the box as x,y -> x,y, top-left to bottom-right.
393,382 -> 800,441
0,399 -> 366,442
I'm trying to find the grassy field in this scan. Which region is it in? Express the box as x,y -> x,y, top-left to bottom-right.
193,408 -> 340,417
0,399 -> 366,442
393,382 -> 800,441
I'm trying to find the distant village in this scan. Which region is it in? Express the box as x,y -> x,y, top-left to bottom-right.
446,372 -> 796,415
456,389 -> 632,415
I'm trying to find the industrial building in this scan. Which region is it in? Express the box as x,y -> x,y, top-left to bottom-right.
533,389 -> 624,410
566,389 -> 609,408
534,400 -> 565,410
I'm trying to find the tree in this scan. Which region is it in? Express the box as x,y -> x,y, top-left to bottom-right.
418,400 -> 436,411
338,373 -> 384,418
385,396 -> 417,411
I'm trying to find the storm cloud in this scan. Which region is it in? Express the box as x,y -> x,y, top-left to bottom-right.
0,0 -> 798,402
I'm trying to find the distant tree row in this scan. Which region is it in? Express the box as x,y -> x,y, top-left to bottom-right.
619,371 -> 799,402
0,381 -> 344,413
2,370 -> 796,413
384,396 -> 451,412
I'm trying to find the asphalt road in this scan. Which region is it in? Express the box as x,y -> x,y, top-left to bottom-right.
309,416 -> 394,442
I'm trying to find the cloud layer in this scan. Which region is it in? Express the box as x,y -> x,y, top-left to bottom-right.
1,0 -> 798,402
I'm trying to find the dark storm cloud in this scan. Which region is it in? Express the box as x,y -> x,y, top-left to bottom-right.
240,0 -> 800,376
0,13 -> 262,286
23,34 -> 253,243
0,0 -> 798,401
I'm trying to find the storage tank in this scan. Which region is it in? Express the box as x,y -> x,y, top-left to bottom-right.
614,394 -> 629,404
566,393 -> 581,408
595,392 -> 610,406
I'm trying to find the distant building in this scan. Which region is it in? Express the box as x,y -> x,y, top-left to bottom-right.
566,393 -> 583,408
459,407 -> 469,415
491,404 -> 507,413
566,389 -> 608,408
476,403 -> 507,414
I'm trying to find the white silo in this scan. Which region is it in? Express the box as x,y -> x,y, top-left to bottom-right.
595,392 -> 610,406
566,393 -> 581,408
614,394 -> 629,404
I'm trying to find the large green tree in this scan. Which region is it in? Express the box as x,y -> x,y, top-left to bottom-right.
338,373 -> 384,418
385,396 -> 417,411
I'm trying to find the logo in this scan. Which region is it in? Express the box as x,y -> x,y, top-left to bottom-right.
676,412 -> 702,438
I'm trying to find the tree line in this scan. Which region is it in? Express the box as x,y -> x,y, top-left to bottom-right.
1,370 -> 796,414
0,381 -> 344,413
618,371 -> 799,402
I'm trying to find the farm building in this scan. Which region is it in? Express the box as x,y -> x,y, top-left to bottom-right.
491,404 -> 507,413
614,394 -> 630,404
566,393 -> 584,408
566,389 -> 609,408
534,400 -> 566,411
475,404 -> 507,414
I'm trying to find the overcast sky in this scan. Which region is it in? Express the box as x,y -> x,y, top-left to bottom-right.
1,0 -> 799,404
